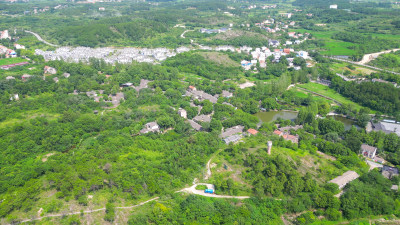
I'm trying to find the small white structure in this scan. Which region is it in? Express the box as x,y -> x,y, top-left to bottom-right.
178,109 -> 187,119
330,4 -> 338,9
0,30 -> 10,39
44,66 -> 57,75
14,44 -> 25,50
267,141 -> 272,155
10,94 -> 19,101
99,7 -> 105,11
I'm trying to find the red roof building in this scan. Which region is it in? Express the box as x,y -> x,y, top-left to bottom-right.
248,128 -> 259,135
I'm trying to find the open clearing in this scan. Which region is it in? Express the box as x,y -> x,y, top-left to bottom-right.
198,52 -> 239,67
0,57 -> 28,66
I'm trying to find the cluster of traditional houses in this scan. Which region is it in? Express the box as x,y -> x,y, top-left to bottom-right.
138,85 -> 261,144
273,125 -> 303,144
328,143 -> 398,192
240,45 -> 310,70
35,47 -> 188,64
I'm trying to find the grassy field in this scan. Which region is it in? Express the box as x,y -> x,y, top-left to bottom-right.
0,57 -> 28,66
330,62 -> 376,75
293,29 -> 357,56
198,52 -> 239,67
297,83 -> 366,111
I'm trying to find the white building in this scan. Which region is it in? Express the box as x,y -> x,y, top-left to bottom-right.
0,30 -> 10,39
330,4 -> 338,9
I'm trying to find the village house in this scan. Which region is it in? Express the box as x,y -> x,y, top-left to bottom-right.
223,134 -> 242,144
186,86 -> 218,104
134,79 -> 151,93
44,66 -> 57,75
188,119 -> 202,131
269,40 -> 280,47
221,90 -> 233,98
361,144 -> 377,159
193,114 -> 212,123
9,94 -> 19,101
273,129 -> 299,144
220,125 -> 244,139
63,73 -> 71,78
21,74 -> 32,81
370,121 -> 400,137
140,122 -> 160,134
14,43 -> 25,50
6,76 -> 15,80
382,166 -> 399,179
329,171 -> 359,189
178,109 -> 187,119
0,30 -> 10,39
106,92 -> 124,106
247,128 -> 258,135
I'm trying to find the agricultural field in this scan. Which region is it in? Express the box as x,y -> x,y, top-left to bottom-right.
0,57 -> 28,66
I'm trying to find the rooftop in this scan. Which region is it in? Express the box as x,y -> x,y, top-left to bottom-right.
329,171 -> 359,189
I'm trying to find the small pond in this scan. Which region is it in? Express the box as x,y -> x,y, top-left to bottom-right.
254,111 -> 298,123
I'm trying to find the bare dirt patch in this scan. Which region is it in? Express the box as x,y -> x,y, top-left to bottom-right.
42,153 -> 55,162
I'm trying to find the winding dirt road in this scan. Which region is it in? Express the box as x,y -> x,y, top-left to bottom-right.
358,48 -> 400,65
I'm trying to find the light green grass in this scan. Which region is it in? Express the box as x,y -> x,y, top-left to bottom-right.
297,83 -> 366,111
0,57 -> 28,66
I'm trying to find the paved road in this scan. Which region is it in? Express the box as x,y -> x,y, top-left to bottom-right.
25,30 -> 59,47
324,56 -> 400,75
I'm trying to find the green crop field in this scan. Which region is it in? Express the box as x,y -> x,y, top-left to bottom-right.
0,57 -> 28,66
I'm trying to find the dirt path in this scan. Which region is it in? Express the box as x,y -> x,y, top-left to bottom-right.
17,147 -> 244,224
358,49 -> 400,65
181,183 -> 250,199
18,197 -> 159,223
